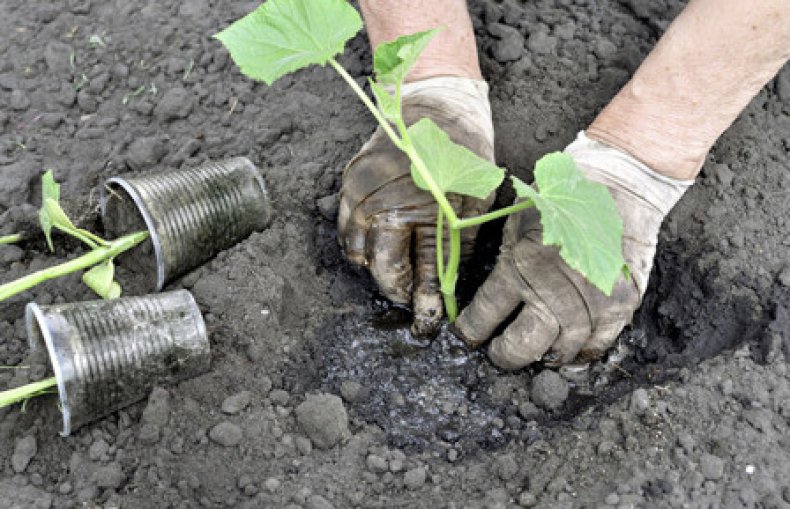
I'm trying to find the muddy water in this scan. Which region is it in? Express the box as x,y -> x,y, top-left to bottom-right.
315,304 -> 510,452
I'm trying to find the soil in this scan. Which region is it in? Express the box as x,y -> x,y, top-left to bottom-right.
1,0 -> 789,508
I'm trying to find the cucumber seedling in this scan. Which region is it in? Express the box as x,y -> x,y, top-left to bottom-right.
0,376 -> 58,411
215,0 -> 628,321
0,171 -> 149,303
0,171 -> 149,410
0,233 -> 23,245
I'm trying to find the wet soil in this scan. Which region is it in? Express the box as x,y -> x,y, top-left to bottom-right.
1,0 -> 789,508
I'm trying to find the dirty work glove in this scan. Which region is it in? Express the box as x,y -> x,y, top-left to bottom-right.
454,132 -> 693,369
338,77 -> 495,336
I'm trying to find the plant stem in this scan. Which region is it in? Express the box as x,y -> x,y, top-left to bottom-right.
436,207 -> 445,279
395,120 -> 460,224
0,230 -> 148,303
443,289 -> 458,323
0,233 -> 23,245
328,58 -> 403,151
55,224 -> 100,250
0,377 -> 57,408
441,226 -> 462,322
328,58 -> 532,323
328,58 -> 460,225
454,199 -> 534,229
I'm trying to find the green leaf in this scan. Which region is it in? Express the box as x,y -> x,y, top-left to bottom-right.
407,118 -> 504,199
39,208 -> 54,252
82,260 -> 121,299
511,153 -> 627,295
39,170 -> 76,252
213,0 -> 363,85
374,28 -> 441,85
41,170 -> 60,203
39,170 -> 58,251
369,80 -> 400,122
107,281 -> 122,300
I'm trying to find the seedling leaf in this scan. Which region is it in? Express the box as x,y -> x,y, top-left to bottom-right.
82,260 -> 121,299
369,80 -> 400,122
41,170 -> 60,203
374,29 -> 441,85
39,170 -> 76,252
511,153 -> 627,295
107,281 -> 122,299
408,118 -> 504,199
213,0 -> 363,85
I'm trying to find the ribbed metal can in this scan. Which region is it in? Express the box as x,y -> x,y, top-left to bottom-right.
26,290 -> 210,436
101,157 -> 272,292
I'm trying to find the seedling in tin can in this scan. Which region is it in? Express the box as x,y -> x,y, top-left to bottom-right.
0,171 -> 149,303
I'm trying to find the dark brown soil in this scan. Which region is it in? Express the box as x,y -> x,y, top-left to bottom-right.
1,0 -> 788,507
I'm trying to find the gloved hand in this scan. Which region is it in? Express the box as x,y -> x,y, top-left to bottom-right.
454,132 -> 693,369
338,77 -> 495,336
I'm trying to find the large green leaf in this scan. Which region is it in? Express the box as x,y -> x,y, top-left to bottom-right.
82,260 -> 121,299
39,170 -> 76,252
373,28 -> 440,85
511,153 -> 627,295
214,0 -> 363,85
407,118 -> 504,200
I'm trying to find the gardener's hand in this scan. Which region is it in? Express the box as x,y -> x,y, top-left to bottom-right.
454,132 -> 692,369
338,77 -> 495,336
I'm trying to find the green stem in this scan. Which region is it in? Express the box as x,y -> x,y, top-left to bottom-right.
443,289 -> 458,323
436,207 -> 445,279
397,123 -> 460,224
441,226 -> 462,322
328,58 -> 460,225
74,227 -> 109,248
328,58 -> 404,151
453,199 -> 535,230
0,230 -> 148,303
55,224 -> 101,250
0,377 -> 58,408
0,233 -> 23,245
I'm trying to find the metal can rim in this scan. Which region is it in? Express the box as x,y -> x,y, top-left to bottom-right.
25,302 -> 74,436
100,177 -> 166,291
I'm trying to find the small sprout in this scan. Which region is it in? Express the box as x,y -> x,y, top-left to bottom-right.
0,171 -> 149,303
40,169 -> 75,252
226,96 -> 239,118
88,34 -> 106,48
122,85 -> 146,105
74,73 -> 89,90
149,82 -> 157,95
183,58 -> 195,81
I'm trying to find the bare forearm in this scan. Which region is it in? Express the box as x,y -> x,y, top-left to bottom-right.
359,0 -> 482,81
588,0 -> 790,180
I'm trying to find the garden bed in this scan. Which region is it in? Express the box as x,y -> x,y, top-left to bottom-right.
0,0 -> 788,507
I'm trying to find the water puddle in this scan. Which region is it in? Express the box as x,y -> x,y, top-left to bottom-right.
313,305 -> 510,452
